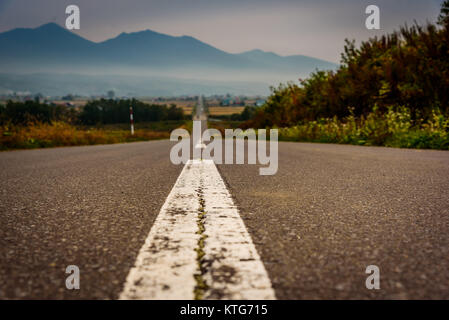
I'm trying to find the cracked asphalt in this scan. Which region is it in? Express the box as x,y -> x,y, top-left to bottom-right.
1,140 -> 449,299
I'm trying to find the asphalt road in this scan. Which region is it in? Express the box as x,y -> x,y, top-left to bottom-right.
0,140 -> 182,299
218,142 -> 449,299
1,140 -> 449,299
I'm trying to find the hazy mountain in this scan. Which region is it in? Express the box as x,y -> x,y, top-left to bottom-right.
0,23 -> 338,95
236,49 -> 336,73
0,23 -> 96,68
96,29 -> 251,69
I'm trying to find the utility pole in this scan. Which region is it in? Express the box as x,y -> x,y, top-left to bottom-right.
129,106 -> 134,135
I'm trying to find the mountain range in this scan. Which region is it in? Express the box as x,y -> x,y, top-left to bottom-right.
0,23 -> 338,96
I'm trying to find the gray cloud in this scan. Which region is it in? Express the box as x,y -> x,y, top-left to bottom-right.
0,0 -> 443,62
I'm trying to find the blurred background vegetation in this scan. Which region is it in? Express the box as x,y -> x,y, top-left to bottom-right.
243,1 -> 449,149
0,98 -> 184,126
2,2 -> 449,151
0,99 -> 186,150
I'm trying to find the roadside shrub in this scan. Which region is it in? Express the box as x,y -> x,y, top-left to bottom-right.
278,107 -> 449,149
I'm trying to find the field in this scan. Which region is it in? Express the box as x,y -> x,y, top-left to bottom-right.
146,102 -> 244,116
179,105 -> 244,116
208,106 -> 244,116
4,99 -> 246,117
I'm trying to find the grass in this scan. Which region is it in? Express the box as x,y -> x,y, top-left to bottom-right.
0,121 -> 173,150
277,107 -> 449,150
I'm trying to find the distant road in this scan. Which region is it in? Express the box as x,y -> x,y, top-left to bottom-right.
1,139 -> 448,299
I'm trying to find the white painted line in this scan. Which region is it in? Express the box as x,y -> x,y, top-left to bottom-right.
119,162 -> 200,300
120,159 -> 275,300
200,160 -> 276,300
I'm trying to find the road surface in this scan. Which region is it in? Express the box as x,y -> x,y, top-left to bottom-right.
1,97 -> 449,299
218,142 -> 449,299
1,138 -> 449,299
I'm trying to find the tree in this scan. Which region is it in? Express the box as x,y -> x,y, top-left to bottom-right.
107,90 -> 115,100
438,0 -> 449,26
245,7 -> 449,129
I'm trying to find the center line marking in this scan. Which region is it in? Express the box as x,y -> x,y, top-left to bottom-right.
120,159 -> 276,300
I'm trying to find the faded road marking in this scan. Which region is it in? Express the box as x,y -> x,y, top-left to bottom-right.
120,159 -> 275,300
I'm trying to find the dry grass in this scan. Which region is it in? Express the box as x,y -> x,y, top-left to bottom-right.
177,106 -> 244,116
0,121 -> 169,150
209,106 -> 244,115
180,106 -> 194,114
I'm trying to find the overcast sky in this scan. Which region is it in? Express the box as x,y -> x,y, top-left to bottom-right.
0,0 -> 443,62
